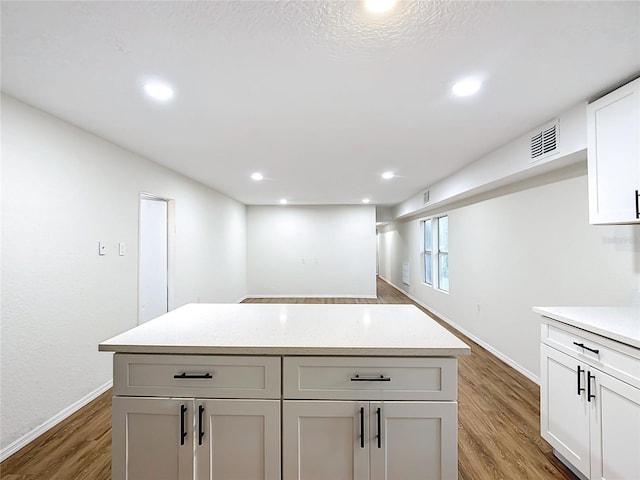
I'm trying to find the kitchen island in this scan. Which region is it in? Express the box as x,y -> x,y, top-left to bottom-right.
100,303 -> 470,480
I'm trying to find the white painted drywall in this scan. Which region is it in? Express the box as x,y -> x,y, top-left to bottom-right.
0,94 -> 247,451
246,205 -> 377,297
378,164 -> 640,381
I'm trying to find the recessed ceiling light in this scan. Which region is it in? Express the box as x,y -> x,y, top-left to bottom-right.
280,198 -> 288,205
362,198 -> 371,204
382,171 -> 394,180
251,172 -> 264,181
452,78 -> 482,97
365,0 -> 396,13
143,81 -> 174,102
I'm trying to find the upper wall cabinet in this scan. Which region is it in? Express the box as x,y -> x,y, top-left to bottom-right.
587,77 -> 640,225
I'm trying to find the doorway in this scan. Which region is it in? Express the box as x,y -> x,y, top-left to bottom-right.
138,194 -> 170,324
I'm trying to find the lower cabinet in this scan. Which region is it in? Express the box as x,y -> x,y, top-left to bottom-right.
588,366 -> 640,480
282,400 -> 457,480
112,397 -> 280,480
541,344 -> 640,480
111,354 -> 461,480
540,345 -> 591,475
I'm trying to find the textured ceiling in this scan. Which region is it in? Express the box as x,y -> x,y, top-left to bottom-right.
2,1 -> 639,206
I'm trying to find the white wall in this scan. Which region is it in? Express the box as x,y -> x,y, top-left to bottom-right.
246,205 -> 377,297
378,164 -> 640,381
0,94 -> 247,452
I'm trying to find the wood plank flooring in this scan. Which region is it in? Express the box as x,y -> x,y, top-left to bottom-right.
1,277 -> 577,479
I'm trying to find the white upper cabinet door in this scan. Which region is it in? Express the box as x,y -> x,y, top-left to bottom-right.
587,77 -> 640,225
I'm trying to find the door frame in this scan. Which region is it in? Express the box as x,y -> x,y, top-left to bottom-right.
138,192 -> 175,324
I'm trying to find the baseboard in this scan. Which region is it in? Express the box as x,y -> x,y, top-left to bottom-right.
244,294 -> 378,299
0,380 -> 113,462
379,277 -> 540,385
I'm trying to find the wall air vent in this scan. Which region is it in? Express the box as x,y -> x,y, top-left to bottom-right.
530,121 -> 559,162
423,190 -> 430,205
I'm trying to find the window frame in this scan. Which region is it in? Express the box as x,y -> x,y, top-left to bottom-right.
437,215 -> 449,292
423,219 -> 433,286
421,214 -> 449,293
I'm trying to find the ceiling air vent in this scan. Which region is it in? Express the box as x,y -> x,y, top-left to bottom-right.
423,190 -> 430,205
530,121 -> 559,162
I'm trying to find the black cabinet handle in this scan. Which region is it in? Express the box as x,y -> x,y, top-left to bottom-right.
174,372 -> 213,379
359,407 -> 365,448
350,374 -> 391,382
635,189 -> 639,219
180,405 -> 187,446
198,405 -> 205,446
587,371 -> 596,402
573,342 -> 600,355
577,366 -> 585,395
376,407 -> 381,449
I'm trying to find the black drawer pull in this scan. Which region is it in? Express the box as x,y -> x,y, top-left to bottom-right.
376,407 -> 382,449
174,372 -> 213,379
635,189 -> 639,219
577,365 -> 585,395
587,371 -> 596,402
198,405 -> 205,446
350,374 -> 391,382
359,407 -> 365,448
572,342 -> 600,355
180,404 -> 187,446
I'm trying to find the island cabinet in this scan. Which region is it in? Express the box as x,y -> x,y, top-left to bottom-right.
111,354 -> 282,480
99,303 -> 471,480
587,77 -> 640,225
282,357 -> 459,480
536,309 -> 640,480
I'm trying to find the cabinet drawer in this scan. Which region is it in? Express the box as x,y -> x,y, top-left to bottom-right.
114,354 -> 281,398
541,320 -> 640,389
283,357 -> 457,400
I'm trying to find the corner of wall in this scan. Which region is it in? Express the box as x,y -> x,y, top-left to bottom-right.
391,101 -> 588,221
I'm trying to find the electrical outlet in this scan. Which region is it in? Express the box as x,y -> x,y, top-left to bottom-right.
99,242 -> 106,256
119,242 -> 126,256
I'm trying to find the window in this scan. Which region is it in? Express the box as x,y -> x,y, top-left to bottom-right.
423,219 -> 432,285
422,215 -> 449,292
438,215 -> 449,291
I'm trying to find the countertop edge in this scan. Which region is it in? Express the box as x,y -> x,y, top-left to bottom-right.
533,306 -> 640,350
98,344 -> 472,356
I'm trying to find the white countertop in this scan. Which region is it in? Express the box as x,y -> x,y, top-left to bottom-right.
533,306 -> 640,349
99,303 -> 471,356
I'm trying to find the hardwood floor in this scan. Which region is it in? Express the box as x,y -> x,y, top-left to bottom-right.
1,389 -> 112,480
1,277 -> 577,479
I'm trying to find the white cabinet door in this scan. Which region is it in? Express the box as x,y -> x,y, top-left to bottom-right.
195,399 -> 281,480
587,77 -> 640,224
283,401 -> 370,480
540,345 -> 591,477
112,397 -> 194,480
369,401 -> 458,480
589,370 -> 640,480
